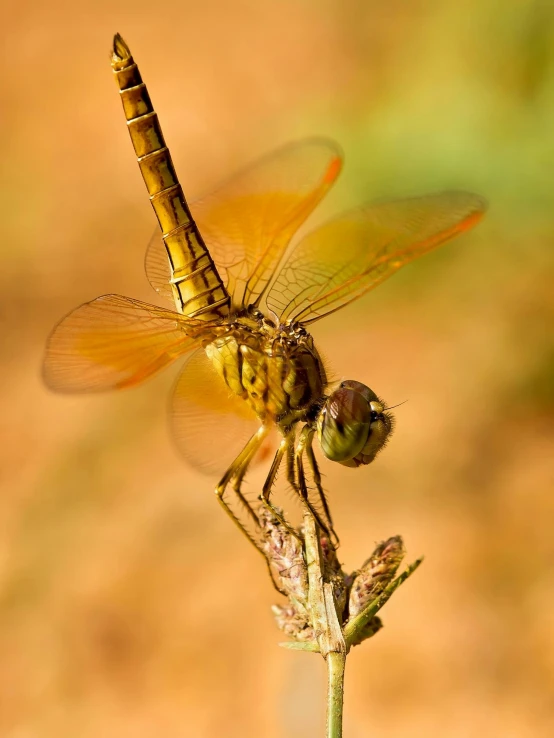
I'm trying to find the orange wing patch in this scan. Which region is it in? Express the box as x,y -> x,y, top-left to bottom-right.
44,294 -> 197,392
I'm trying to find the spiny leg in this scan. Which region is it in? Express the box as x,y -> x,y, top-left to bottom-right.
231,458 -> 261,530
304,428 -> 339,547
216,426 -> 269,555
294,426 -> 336,543
286,438 -> 299,493
235,448 -> 291,596
260,435 -> 303,544
257,440 -> 304,596
285,427 -> 328,534
286,435 -> 331,534
216,427 -> 290,596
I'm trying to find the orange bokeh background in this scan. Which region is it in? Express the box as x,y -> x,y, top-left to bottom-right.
1,1 -> 553,735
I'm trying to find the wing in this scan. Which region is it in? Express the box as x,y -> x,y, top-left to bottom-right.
170,348 -> 261,476
145,235 -> 174,303
145,138 -> 343,308
267,191 -> 487,324
43,294 -> 197,392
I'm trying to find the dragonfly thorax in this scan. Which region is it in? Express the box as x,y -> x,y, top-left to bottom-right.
205,309 -> 327,427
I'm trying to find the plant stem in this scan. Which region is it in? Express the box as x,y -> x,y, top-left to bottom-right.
303,509 -> 329,653
326,651 -> 346,738
343,557 -> 423,648
303,510 -> 347,736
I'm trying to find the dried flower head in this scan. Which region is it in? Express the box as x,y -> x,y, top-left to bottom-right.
258,505 -> 310,613
348,536 -> 405,618
271,603 -> 315,641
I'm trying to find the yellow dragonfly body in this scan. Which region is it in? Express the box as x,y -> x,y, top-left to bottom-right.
43,35 -> 486,552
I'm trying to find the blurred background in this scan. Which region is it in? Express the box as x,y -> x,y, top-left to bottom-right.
1,0 -> 554,735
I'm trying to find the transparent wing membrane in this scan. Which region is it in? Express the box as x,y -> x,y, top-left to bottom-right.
43,294 -> 196,392
267,192 -> 487,324
171,348 -> 262,476
144,235 -> 174,303
145,138 -> 343,309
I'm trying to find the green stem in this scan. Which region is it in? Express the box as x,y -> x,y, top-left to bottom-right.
326,651 -> 346,738
343,558 -> 423,648
279,640 -> 320,651
303,509 -> 329,652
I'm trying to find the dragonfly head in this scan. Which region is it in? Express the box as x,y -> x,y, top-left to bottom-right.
316,380 -> 394,467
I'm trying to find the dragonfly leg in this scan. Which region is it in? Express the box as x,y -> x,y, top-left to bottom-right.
215,426 -> 269,555
304,429 -> 340,547
216,427 -> 294,596
293,426 -> 336,544
231,460 -> 262,530
259,436 -> 303,544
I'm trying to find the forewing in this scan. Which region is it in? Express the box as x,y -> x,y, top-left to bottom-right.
44,294 -> 197,392
267,192 -> 487,324
144,138 -> 343,308
144,235 -> 174,303
171,348 -> 261,476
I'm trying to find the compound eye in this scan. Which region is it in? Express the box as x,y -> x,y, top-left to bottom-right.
341,380 -> 379,404
317,387 -> 370,463
317,381 -> 394,467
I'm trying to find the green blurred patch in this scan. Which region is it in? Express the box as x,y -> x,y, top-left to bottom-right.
513,341 -> 554,414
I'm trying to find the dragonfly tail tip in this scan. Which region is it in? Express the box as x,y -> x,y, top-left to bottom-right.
112,33 -> 131,63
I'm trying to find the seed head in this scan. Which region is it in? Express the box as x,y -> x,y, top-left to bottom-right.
348,536 -> 405,618
258,505 -> 309,611
271,604 -> 315,641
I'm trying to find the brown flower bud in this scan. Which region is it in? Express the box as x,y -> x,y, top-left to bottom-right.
348,536 -> 405,618
258,505 -> 309,610
271,604 -> 315,641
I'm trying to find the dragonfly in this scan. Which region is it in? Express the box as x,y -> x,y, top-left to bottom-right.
43,34 -> 486,555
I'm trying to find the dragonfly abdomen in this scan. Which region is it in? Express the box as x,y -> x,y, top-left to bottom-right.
111,35 -> 230,321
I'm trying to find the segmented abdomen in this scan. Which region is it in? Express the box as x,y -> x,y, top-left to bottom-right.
111,35 -> 230,321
